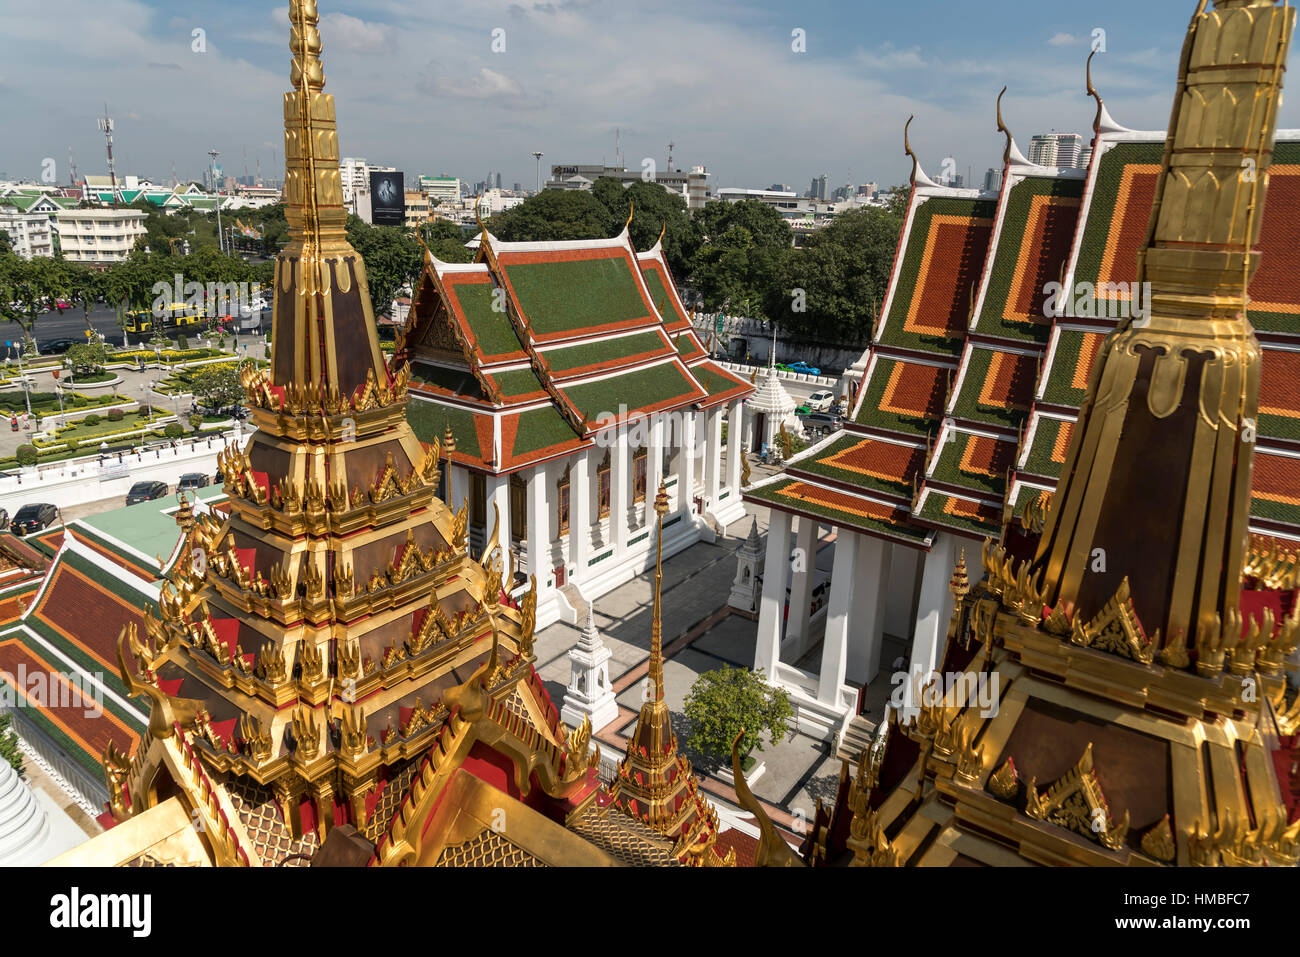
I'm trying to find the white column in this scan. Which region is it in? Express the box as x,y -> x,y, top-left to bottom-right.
885,545 -> 922,641
754,510 -> 792,678
704,406 -> 722,504
726,399 -> 743,491
610,424 -> 628,552
784,517 -> 818,652
677,410 -> 696,517
525,464 -> 547,583
488,473 -> 511,571
846,536 -> 889,686
818,529 -> 858,705
647,414 -> 664,503
908,532 -> 956,701
570,449 -> 590,575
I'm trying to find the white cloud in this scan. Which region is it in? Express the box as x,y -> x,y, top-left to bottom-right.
1048,32 -> 1079,47
322,12 -> 390,52
430,67 -> 525,101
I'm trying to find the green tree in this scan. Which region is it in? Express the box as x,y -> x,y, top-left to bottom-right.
66,342 -> 108,378
0,714 -> 21,774
590,178 -> 696,277
772,205 -> 904,342
419,219 -> 474,264
486,190 -> 614,243
346,216 -> 422,319
189,364 -> 244,411
64,263 -> 104,332
683,666 -> 793,768
688,200 -> 794,317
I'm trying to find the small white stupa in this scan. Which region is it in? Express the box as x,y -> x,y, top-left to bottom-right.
728,518 -> 764,613
0,752 -> 85,867
561,605 -> 619,732
745,325 -> 803,453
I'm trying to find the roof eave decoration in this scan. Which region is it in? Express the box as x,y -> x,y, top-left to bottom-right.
996,87 -> 1033,170
1086,49 -> 1136,137
904,116 -> 940,190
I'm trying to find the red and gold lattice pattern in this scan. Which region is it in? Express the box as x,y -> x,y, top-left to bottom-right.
1006,194 -> 1083,323
824,438 -> 925,485
880,361 -> 948,419
904,214 -> 995,337
1250,166 -> 1300,316
1097,164 -> 1160,299
1259,349 -> 1300,421
958,434 -> 1015,478
977,351 -> 1036,411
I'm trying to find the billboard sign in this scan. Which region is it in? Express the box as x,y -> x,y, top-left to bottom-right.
369,170 -> 405,226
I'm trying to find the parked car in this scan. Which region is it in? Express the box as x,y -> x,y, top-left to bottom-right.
786,361 -> 821,376
806,389 -> 836,411
178,472 -> 209,492
126,481 -> 169,505
10,503 -> 58,536
799,411 -> 841,432
41,339 -> 78,355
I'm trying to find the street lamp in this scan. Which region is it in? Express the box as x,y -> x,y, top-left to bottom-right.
532,152 -> 544,193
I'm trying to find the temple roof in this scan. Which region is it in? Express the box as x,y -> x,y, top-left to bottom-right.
403,229 -> 751,474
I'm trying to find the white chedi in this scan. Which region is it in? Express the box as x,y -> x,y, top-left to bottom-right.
561,605 -> 620,732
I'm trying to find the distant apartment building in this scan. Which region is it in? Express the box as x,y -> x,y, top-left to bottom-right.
809,173 -> 828,201
340,157 -> 397,218
983,167 -> 1003,193
54,208 -> 146,265
419,175 -> 461,204
1077,143 -> 1094,170
0,206 -> 55,258
404,190 -> 430,227
545,163 -> 711,210
1027,132 -> 1084,168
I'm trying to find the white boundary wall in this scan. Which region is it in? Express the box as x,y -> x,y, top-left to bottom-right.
0,430 -> 242,514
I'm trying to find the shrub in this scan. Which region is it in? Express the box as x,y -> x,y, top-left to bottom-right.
72,395 -> 88,407
83,414 -> 101,426
683,666 -> 793,769
15,445 -> 37,466
107,408 -> 124,422
177,334 -> 189,351
188,413 -> 204,431
63,438 -> 79,452
163,423 -> 184,439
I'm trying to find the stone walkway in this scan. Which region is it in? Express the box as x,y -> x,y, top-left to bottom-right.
531,511 -> 853,845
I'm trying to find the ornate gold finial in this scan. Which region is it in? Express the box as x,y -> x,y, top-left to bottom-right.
1141,814 -> 1176,863
989,756 -> 1019,799
648,481 -> 670,700
624,201 -> 635,233
1086,48 -> 1104,134
996,86 -> 1012,165
730,730 -> 803,867
950,548 -> 969,602
441,421 -> 456,456
656,217 -> 667,247
473,194 -> 485,234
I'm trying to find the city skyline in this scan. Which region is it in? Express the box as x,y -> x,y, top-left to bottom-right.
6,0 -> 1298,193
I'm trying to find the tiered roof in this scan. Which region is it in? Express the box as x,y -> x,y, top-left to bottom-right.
1008,116 -> 1300,544
401,229 -> 751,474
916,119 -> 1087,540
747,119 -> 998,546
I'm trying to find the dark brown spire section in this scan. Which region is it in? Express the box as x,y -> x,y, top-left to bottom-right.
1034,0 -> 1294,646
275,0 -> 388,399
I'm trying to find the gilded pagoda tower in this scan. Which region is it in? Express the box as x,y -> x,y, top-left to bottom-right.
610,482 -> 733,865
1034,0 -> 1293,648
99,0 -> 533,853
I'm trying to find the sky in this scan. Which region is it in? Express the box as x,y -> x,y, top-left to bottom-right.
3,0 -> 1298,192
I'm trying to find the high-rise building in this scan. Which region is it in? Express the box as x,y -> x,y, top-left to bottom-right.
810,173 -> 828,201
983,167 -> 1003,192
419,174 -> 461,204
1027,132 -> 1084,168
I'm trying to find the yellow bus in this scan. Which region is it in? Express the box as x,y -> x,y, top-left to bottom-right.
124,302 -> 206,334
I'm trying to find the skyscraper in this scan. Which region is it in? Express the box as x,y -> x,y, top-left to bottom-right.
810,173 -> 828,201
1027,132 -> 1084,168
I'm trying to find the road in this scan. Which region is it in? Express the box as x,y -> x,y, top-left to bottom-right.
0,305 -> 267,354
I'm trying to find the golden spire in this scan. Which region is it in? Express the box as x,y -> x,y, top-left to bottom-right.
273,0 -> 387,398
1085,49 -> 1105,134
995,86 -> 1012,166
649,481 -> 669,701
1034,0 -> 1295,646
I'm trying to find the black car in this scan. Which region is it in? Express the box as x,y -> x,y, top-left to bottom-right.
178,472 -> 209,491
40,339 -> 78,355
10,503 -> 58,536
126,481 -> 169,505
